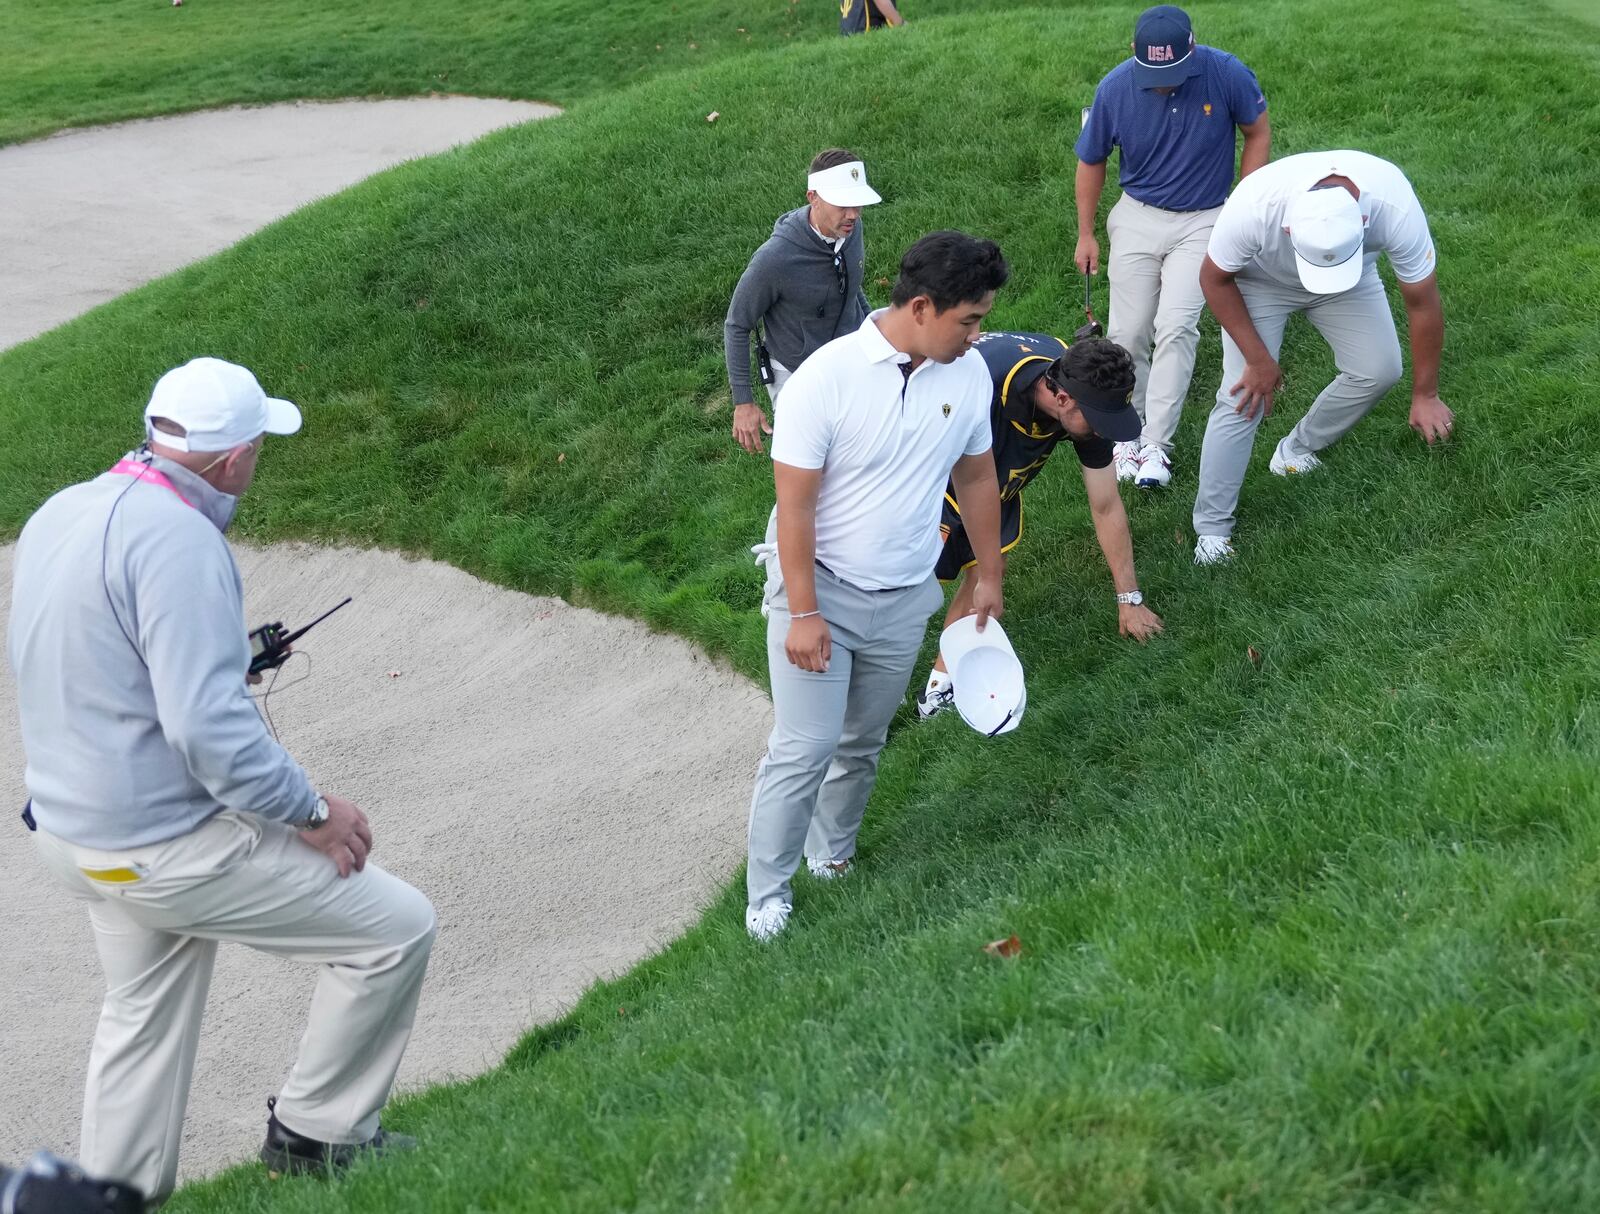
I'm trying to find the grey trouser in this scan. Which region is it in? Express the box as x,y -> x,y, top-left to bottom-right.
746,561 -> 943,910
33,812 -> 435,1203
1107,194 -> 1221,453
1192,266 -> 1403,538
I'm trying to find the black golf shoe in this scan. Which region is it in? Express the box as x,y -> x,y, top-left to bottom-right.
259,1096 -> 416,1178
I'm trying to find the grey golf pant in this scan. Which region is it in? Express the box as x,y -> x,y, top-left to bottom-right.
746,563 -> 943,911
1193,266 -> 1403,539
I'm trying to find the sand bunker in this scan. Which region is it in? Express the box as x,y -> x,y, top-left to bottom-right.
0,542 -> 770,1178
0,96 -> 557,350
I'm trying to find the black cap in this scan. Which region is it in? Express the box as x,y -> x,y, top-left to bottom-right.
1048,360 -> 1142,442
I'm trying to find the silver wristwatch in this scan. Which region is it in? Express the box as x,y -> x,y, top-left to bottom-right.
1115,590 -> 1144,606
297,794 -> 330,830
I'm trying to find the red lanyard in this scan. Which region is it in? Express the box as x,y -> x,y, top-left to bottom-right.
109,459 -> 195,509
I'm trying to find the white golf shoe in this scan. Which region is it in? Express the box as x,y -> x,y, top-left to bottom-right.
745,901 -> 792,941
806,856 -> 853,881
1113,440 -> 1140,482
1270,435 -> 1323,477
1134,443 -> 1172,489
915,672 -> 955,720
1193,535 -> 1237,566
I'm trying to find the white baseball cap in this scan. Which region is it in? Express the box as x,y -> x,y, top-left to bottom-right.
1285,186 -> 1366,295
939,615 -> 1026,736
806,161 -> 882,208
144,357 -> 303,452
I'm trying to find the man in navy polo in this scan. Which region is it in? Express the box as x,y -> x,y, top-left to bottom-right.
1075,5 -> 1270,491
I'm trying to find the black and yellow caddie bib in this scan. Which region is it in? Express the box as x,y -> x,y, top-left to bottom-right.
840,0 -> 896,35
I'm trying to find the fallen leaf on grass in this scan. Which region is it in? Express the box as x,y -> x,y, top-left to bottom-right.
1247,646 -> 1263,669
876,277 -> 890,287
982,935 -> 1022,958
557,452 -> 566,463
706,111 -> 720,123
1174,528 -> 1186,546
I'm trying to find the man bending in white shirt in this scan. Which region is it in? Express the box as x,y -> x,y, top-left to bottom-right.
1192,149 -> 1456,565
745,231 -> 1010,940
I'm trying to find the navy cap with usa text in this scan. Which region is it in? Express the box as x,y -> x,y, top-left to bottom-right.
1132,4 -> 1203,88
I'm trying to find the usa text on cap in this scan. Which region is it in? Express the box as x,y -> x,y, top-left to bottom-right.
807,161 -> 883,208
1132,5 -> 1203,88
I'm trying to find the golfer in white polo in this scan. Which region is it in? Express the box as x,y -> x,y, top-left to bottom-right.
745,231 -> 1010,941
1191,150 -> 1456,564
7,359 -> 435,1202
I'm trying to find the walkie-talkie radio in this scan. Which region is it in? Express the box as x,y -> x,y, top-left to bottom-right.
248,597 -> 352,676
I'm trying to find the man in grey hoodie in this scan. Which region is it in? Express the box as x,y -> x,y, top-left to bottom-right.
724,148 -> 883,453
7,359 -> 435,1203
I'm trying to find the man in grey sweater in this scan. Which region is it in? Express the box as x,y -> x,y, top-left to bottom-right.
724,148 -> 882,453
7,358 -> 435,1203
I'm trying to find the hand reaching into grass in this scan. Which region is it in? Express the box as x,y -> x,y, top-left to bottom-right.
1409,393 -> 1455,444
1118,602 -> 1163,643
733,402 -> 772,454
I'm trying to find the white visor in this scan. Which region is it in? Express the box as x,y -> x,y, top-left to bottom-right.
806,161 -> 882,208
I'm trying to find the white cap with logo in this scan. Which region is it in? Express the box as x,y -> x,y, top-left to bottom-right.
939,614 -> 1026,737
144,357 -> 303,452
1285,186 -> 1366,295
806,161 -> 883,208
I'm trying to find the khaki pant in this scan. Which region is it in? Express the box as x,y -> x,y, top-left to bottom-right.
1106,194 -> 1222,453
32,811 -> 435,1205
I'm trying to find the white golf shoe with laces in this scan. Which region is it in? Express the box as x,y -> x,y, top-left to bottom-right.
1113,440 -> 1140,482
1134,443 -> 1172,489
805,856 -> 852,881
1193,535 -> 1237,566
745,901 -> 792,941
1270,435 -> 1323,477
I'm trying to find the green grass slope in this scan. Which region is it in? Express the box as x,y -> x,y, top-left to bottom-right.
0,0 -> 1035,146
4,0 -> 1599,1210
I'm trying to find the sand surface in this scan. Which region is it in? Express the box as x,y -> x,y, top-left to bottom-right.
0,542 -> 770,1179
0,97 -> 557,350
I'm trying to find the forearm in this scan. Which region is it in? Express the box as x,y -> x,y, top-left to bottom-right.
1238,129 -> 1270,179
775,500 -> 820,613
1405,289 -> 1444,397
723,318 -> 756,405
1075,160 -> 1107,234
951,469 -> 1005,581
1090,504 -> 1139,594
1202,265 -> 1271,363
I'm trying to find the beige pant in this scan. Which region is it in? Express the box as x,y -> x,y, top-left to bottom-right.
1106,194 -> 1222,453
32,811 -> 435,1205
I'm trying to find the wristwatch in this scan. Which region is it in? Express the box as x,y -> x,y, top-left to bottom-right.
297,794 -> 330,830
1115,590 -> 1144,606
